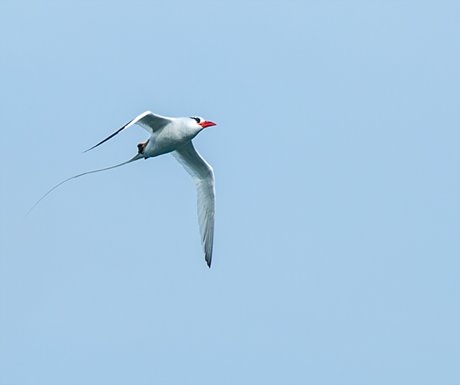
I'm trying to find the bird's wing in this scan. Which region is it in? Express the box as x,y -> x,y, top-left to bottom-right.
131,111 -> 172,134
172,141 -> 215,267
85,111 -> 172,152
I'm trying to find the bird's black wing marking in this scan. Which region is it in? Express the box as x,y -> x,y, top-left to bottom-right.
84,118 -> 134,153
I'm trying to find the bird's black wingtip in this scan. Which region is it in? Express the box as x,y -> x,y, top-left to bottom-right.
82,120 -> 132,154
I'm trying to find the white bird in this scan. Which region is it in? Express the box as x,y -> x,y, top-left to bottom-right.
29,111 -> 217,267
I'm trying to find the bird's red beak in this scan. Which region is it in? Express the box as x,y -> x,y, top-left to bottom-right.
199,121 -> 217,128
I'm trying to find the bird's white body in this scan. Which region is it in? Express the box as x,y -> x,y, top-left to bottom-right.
143,117 -> 203,158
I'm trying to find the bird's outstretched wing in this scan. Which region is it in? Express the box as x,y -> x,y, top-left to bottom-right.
85,111 -> 172,152
172,141 -> 215,267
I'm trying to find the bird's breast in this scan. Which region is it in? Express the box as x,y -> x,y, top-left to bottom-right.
143,127 -> 193,158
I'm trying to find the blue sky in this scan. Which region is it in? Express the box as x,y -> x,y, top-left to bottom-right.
1,1 -> 459,384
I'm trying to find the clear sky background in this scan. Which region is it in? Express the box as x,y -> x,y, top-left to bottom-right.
0,1 -> 459,384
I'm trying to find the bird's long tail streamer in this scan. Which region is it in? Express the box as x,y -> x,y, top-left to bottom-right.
27,153 -> 143,216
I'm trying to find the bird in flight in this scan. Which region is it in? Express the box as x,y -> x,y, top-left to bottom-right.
29,111 -> 217,267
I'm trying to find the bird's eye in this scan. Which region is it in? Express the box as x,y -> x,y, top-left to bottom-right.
190,117 -> 201,123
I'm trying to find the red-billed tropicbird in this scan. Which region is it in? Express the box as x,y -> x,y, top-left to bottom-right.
29,111 -> 217,267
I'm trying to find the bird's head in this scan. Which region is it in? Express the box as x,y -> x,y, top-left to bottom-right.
190,116 -> 217,129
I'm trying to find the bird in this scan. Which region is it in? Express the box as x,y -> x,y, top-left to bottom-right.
29,111 -> 217,267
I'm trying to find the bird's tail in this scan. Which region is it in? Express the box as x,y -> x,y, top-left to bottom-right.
27,153 -> 144,216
